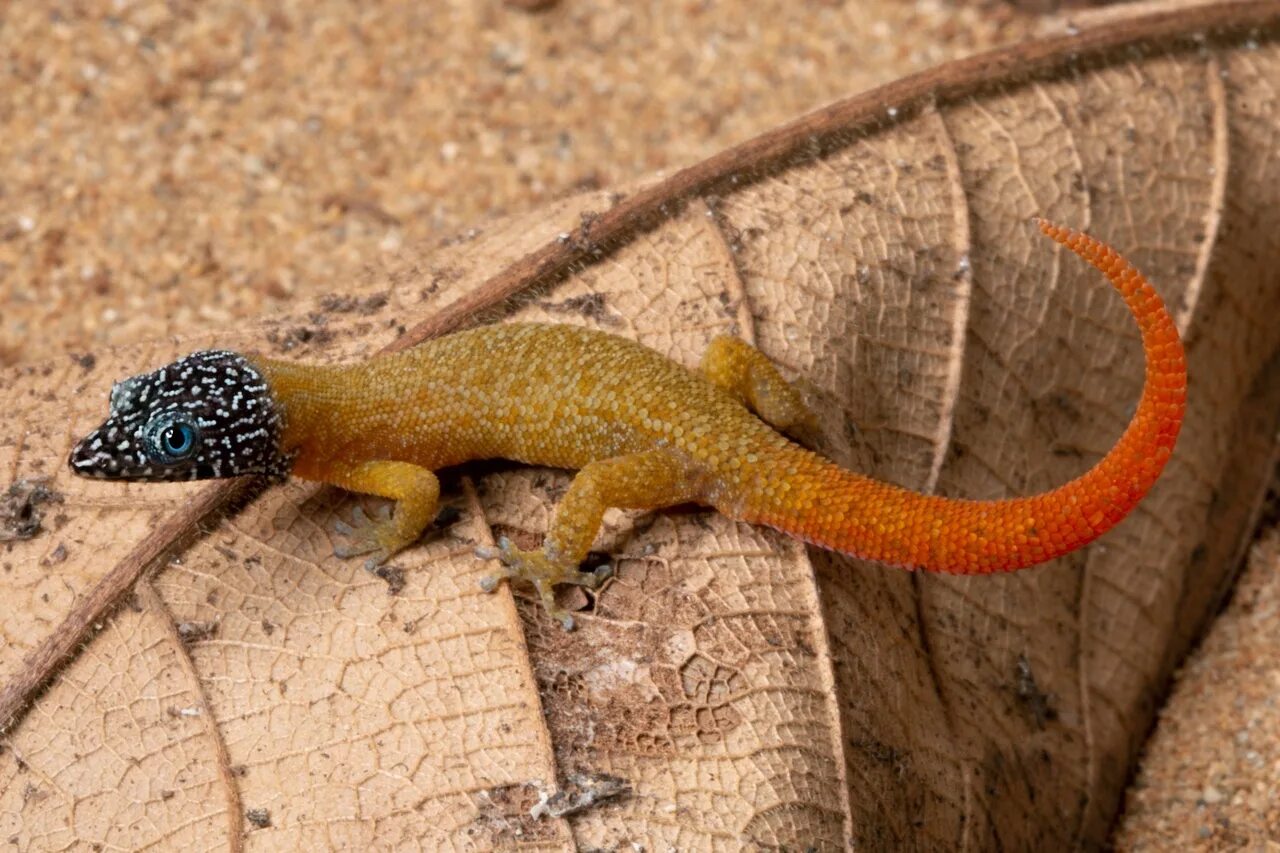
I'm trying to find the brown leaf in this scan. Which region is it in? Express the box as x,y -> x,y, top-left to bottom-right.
3,2 -> 1280,848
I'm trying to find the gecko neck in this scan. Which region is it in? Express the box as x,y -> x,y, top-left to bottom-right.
245,355 -> 353,480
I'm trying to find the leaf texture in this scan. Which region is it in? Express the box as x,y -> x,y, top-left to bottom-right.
3,2 -> 1280,848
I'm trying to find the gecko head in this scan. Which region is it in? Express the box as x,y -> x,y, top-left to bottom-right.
69,350 -> 291,482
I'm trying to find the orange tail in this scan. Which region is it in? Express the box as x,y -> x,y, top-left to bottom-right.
745,220 -> 1187,573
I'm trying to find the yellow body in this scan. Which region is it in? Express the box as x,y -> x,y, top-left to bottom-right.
250,325 -> 818,626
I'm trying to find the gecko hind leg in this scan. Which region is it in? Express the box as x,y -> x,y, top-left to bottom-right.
700,335 -> 819,439
475,448 -> 704,630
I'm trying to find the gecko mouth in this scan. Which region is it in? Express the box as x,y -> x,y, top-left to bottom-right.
69,424 -> 183,480
69,426 -> 146,479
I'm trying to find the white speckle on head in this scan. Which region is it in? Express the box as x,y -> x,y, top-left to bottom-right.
70,349 -> 288,482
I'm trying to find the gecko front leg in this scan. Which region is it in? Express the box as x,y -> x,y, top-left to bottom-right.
326,460 -> 441,569
476,448 -> 704,630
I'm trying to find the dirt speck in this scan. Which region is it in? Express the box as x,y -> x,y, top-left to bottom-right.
41,542 -> 68,565
176,620 -> 219,645
1015,655 -> 1057,729
370,564 -> 406,595
0,480 -> 64,543
505,0 -> 560,11
536,292 -> 618,325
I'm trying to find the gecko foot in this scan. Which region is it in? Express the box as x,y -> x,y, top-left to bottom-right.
474,537 -> 611,631
332,504 -> 398,565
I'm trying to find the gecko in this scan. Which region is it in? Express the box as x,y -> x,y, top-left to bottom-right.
69,220 -> 1187,629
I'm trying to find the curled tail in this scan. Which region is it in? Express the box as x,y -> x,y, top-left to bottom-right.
744,220 -> 1187,574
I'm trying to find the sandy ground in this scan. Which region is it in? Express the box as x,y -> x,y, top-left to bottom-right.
0,0 -> 1027,363
1115,489 -> 1280,851
2,1 -> 1276,847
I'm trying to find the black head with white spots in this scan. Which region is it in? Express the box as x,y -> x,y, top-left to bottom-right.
70,350 -> 291,482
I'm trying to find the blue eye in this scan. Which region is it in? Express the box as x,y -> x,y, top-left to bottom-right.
146,415 -> 200,463
162,423 -> 195,457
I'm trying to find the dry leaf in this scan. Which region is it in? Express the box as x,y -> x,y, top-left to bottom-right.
3,1 -> 1280,848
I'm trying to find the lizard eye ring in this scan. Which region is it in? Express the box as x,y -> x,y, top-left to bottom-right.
145,414 -> 200,463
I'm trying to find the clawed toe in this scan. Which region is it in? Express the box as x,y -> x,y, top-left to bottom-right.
334,541 -> 380,559
332,504 -> 396,563
473,538 -> 609,630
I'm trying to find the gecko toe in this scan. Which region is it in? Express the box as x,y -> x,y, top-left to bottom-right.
332,502 -> 414,564
472,542 -> 588,628
333,542 -> 379,559
362,556 -> 390,572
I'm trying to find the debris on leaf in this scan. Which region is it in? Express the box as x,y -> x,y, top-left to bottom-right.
246,807 -> 271,828
471,781 -> 559,844
469,773 -> 630,843
176,620 -> 219,644
505,0 -> 559,10
0,480 -> 63,542
1015,654 -> 1058,729
370,563 -> 406,595
529,771 -> 631,819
